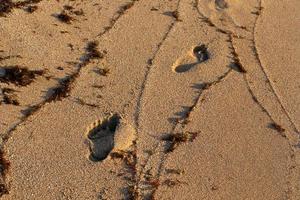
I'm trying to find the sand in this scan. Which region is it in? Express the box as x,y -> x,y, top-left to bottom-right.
0,0 -> 299,199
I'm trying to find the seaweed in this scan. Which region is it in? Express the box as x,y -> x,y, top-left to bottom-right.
46,76 -> 74,102
0,0 -> 14,16
165,168 -> 185,175
164,11 -> 181,21
0,66 -> 44,86
268,122 -> 285,133
170,11 -> 180,21
0,151 -> 9,196
24,5 -> 38,13
63,5 -> 74,10
111,150 -> 138,199
21,104 -> 41,117
55,11 -> 74,24
95,67 -> 110,76
72,9 -> 84,16
0,183 -> 8,196
0,151 -> 10,176
84,41 -> 105,62
14,0 -> 43,7
162,132 -> 198,152
92,84 -> 104,89
110,150 -> 136,171
228,35 -> 247,73
0,0 -> 42,16
150,7 -> 158,11
1,88 -> 19,105
162,179 -> 186,187
117,2 -> 135,15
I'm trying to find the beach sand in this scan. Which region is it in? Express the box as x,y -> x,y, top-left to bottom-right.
0,0 -> 299,199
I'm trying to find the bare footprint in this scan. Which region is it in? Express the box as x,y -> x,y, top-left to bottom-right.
215,0 -> 228,10
86,113 -> 136,161
172,44 -> 209,73
198,0 -> 255,31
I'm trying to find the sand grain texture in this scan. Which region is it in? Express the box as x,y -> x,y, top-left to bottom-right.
0,0 -> 299,199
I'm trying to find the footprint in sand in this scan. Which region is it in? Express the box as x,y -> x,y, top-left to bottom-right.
172,44 -> 210,73
215,0 -> 228,10
86,113 -> 136,161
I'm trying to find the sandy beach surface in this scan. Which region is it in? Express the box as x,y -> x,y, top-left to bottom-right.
0,0 -> 299,199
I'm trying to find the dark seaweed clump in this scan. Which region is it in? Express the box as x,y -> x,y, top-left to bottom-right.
14,0 -> 43,7
54,5 -> 84,24
268,123 -> 285,133
46,76 -> 75,102
0,0 -> 42,16
55,11 -> 74,24
170,11 -> 180,21
0,151 -> 9,196
0,0 -> 14,16
95,67 -> 110,76
84,41 -> 105,62
1,88 -> 19,105
63,5 -> 84,16
0,183 -> 8,196
162,132 -> 198,152
0,66 -> 44,86
164,11 -> 181,21
117,2 -> 135,15
24,5 -> 38,13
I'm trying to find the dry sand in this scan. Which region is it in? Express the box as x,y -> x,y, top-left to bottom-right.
0,0 -> 299,199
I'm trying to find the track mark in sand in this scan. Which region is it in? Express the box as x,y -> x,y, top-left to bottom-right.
146,68 -> 232,198
146,3 -> 297,197
194,0 -> 250,39
133,0 -> 182,198
96,0 -> 139,38
177,69 -> 232,126
144,1 -> 299,198
223,11 -> 298,197
195,0 -> 299,135
173,44 -> 210,73
226,28 -> 294,142
135,0 -> 181,128
86,114 -> 136,161
251,1 -> 299,134
229,36 -> 298,198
